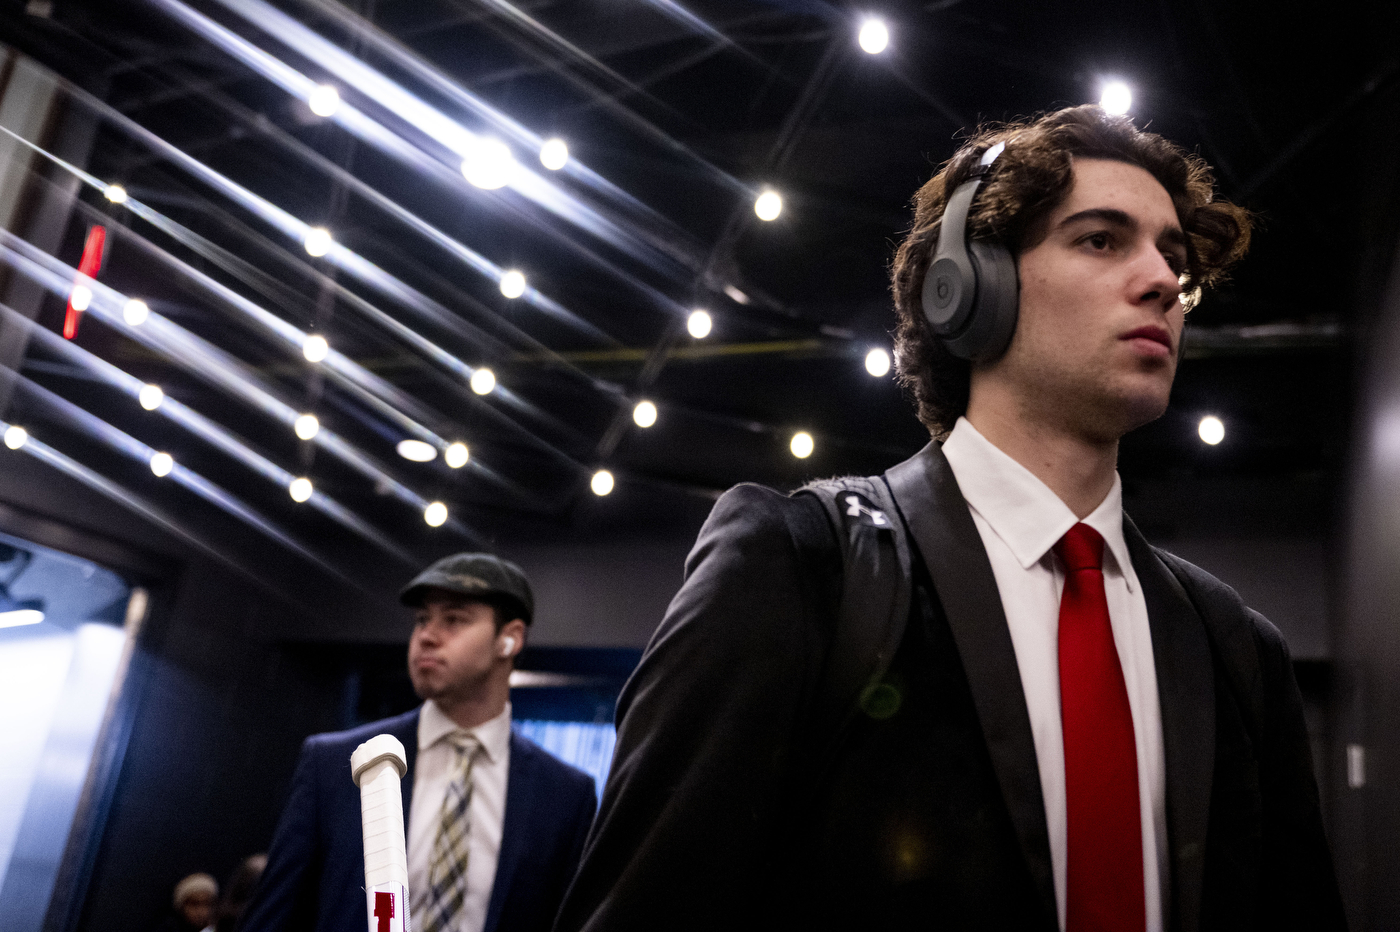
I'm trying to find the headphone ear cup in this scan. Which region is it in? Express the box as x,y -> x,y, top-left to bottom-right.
939,241 -> 1019,361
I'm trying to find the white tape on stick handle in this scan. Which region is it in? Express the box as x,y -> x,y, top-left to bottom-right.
351,734 -> 411,932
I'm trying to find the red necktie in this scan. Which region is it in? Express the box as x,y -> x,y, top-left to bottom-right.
1056,523 -> 1145,932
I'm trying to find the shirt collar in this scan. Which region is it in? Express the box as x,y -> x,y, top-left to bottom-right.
941,417 -> 1138,592
418,699 -> 513,765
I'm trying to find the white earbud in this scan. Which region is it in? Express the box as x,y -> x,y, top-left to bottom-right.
500,636 -> 517,657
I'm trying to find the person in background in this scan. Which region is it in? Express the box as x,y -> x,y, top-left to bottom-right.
215,853 -> 267,932
153,873 -> 218,932
242,553 -> 597,932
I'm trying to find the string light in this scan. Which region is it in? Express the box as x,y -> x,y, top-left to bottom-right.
461,137 -> 515,190
397,439 -> 437,462
865,348 -> 891,377
149,451 -> 173,477
289,477 -> 313,502
754,190 -> 783,221
790,431 -> 814,459
302,333 -> 329,362
444,442 -> 469,468
123,298 -> 149,325
308,84 -> 340,117
858,18 -> 890,54
303,226 -> 332,257
103,184 -> 128,204
4,426 -> 27,450
69,284 -> 91,311
470,368 -> 496,395
294,413 -> 320,440
139,384 -> 164,411
499,269 -> 526,298
687,309 -> 712,339
1198,415 -> 1225,445
424,501 -> 448,526
540,138 -> 569,171
1099,80 -> 1132,115
633,400 -> 657,428
590,469 -> 614,496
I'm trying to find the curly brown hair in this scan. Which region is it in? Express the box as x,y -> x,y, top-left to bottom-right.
890,105 -> 1253,438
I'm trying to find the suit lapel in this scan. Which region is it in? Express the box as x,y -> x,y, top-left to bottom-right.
388,709 -> 421,822
483,731 -> 529,932
886,443 -> 1057,927
1123,520 -> 1215,932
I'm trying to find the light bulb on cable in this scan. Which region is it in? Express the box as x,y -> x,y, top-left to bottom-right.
461,137 -> 516,190
294,414 -> 320,441
123,299 -> 149,326
1198,415 -> 1225,445
633,400 -> 657,428
471,368 -> 496,395
687,309 -> 712,339
865,348 -> 892,377
591,469 -> 615,496
69,285 -> 91,311
790,431 -> 814,459
303,226 -> 332,257
396,439 -> 437,462
303,334 -> 329,362
754,189 -> 783,221
308,84 -> 340,117
499,270 -> 526,298
858,18 -> 889,54
1099,80 -> 1133,115
4,426 -> 27,450
289,477 -> 313,502
540,138 -> 569,171
149,452 -> 173,477
103,184 -> 128,204
445,442 -> 470,468
424,501 -> 448,527
139,384 -> 163,411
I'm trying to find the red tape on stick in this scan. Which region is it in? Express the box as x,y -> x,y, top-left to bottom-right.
63,224 -> 106,340
373,890 -> 395,932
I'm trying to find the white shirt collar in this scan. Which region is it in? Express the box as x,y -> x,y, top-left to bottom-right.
418,699 -> 513,765
941,416 -> 1139,592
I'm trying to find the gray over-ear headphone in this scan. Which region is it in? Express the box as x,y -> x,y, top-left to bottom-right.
920,140 -> 1019,361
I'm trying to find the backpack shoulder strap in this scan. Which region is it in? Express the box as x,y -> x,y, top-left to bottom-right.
1151,545 -> 1266,746
790,475 -> 914,739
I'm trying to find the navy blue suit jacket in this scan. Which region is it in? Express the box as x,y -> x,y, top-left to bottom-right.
242,708 -> 597,932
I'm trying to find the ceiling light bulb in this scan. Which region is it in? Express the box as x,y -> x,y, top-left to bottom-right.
139,384 -> 163,411
289,477 -> 313,502
1198,415 -> 1225,446
302,333 -> 329,362
308,84 -> 340,118
499,269 -> 526,298
4,426 -> 27,450
865,347 -> 892,377
591,469 -> 614,496
294,413 -> 320,440
540,138 -> 569,171
471,368 -> 496,395
754,189 -> 783,221
149,451 -> 173,477
123,298 -> 149,325
69,284 -> 92,311
633,400 -> 657,428
445,442 -> 470,468
103,184 -> 128,204
424,501 -> 448,526
858,18 -> 890,54
303,226 -> 332,257
687,309 -> 712,339
461,137 -> 515,190
397,439 -> 437,462
1099,80 -> 1132,115
790,431 -> 814,459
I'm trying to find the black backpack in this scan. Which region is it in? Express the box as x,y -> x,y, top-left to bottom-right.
784,472 -> 1266,750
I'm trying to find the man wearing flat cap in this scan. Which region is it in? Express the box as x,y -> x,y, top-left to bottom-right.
243,553 -> 597,932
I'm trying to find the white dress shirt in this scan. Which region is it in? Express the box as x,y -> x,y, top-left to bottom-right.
941,417 -> 1168,932
407,700 -> 513,932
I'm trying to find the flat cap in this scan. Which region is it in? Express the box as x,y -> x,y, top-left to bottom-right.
399,552 -> 534,624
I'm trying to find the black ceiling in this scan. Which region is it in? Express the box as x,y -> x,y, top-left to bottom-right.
0,0 -> 1395,591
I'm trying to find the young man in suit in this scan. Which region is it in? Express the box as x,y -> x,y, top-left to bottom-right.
243,553 -> 596,932
553,107 -> 1345,931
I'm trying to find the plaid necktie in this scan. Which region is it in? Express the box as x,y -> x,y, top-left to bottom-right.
421,731 -> 483,932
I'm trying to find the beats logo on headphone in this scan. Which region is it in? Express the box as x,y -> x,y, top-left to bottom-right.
920,140 -> 1020,361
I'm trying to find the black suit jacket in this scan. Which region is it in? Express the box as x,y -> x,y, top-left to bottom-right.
554,443 -> 1343,932
242,707 -> 597,932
